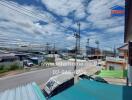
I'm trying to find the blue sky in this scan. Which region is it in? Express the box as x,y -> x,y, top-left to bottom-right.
0,0 -> 125,50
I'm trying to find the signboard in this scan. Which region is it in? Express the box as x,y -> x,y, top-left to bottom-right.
111,5 -> 125,16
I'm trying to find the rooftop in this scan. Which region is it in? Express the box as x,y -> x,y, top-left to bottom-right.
50,79 -> 132,100
0,82 -> 46,100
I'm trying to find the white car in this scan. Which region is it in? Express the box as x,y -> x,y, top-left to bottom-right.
23,60 -> 33,67
27,62 -> 33,67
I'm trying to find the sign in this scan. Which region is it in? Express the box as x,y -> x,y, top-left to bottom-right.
111,5 -> 125,16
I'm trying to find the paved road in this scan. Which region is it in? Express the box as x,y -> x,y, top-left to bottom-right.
0,61 -> 96,92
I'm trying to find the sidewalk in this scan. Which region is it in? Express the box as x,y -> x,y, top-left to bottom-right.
77,66 -> 99,76
78,65 -> 127,85
103,77 -> 126,85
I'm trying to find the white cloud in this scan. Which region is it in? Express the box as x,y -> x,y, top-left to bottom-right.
87,0 -> 125,29
0,1 -> 67,47
66,35 -> 75,41
41,0 -> 86,19
105,26 -> 124,34
0,0 -> 125,49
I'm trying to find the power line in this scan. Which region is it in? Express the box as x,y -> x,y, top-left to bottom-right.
0,0 -> 124,40
0,1 -> 124,49
0,0 -> 69,31
0,0 -> 51,22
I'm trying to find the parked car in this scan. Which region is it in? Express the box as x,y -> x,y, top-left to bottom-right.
23,60 -> 33,67
42,73 -> 74,98
26,62 -> 33,67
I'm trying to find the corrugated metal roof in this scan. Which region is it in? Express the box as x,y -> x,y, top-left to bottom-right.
50,79 -> 132,100
0,82 -> 46,100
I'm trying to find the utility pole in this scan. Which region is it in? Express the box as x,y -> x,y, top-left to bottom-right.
77,22 -> 81,54
113,45 -> 116,57
73,22 -> 81,83
46,42 -> 49,54
87,38 -> 90,46
73,32 -> 79,83
53,43 -> 56,66
74,33 -> 79,76
95,40 -> 99,65
86,38 -> 90,60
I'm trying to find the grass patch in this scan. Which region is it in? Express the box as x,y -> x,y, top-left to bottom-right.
0,63 -> 23,74
10,64 -> 20,70
98,70 -> 127,78
0,69 -> 8,74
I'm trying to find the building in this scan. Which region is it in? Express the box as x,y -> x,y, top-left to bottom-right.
86,46 -> 96,56
0,53 -> 18,62
105,57 -> 127,70
125,0 -> 132,42
14,53 -> 29,61
118,43 -> 128,59
29,57 -> 43,65
102,50 -> 115,57
86,46 -> 103,59
0,53 -> 21,68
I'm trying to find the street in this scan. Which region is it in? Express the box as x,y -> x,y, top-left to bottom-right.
0,60 -> 96,92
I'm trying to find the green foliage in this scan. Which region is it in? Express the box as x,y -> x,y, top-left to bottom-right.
0,65 -> 4,70
0,63 -> 23,74
45,57 -> 55,63
9,63 -> 19,70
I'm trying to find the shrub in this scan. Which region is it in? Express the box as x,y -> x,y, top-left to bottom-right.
10,63 -> 19,70
45,57 -> 55,63
0,65 -> 4,70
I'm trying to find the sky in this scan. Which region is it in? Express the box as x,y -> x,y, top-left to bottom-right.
0,0 -> 125,50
